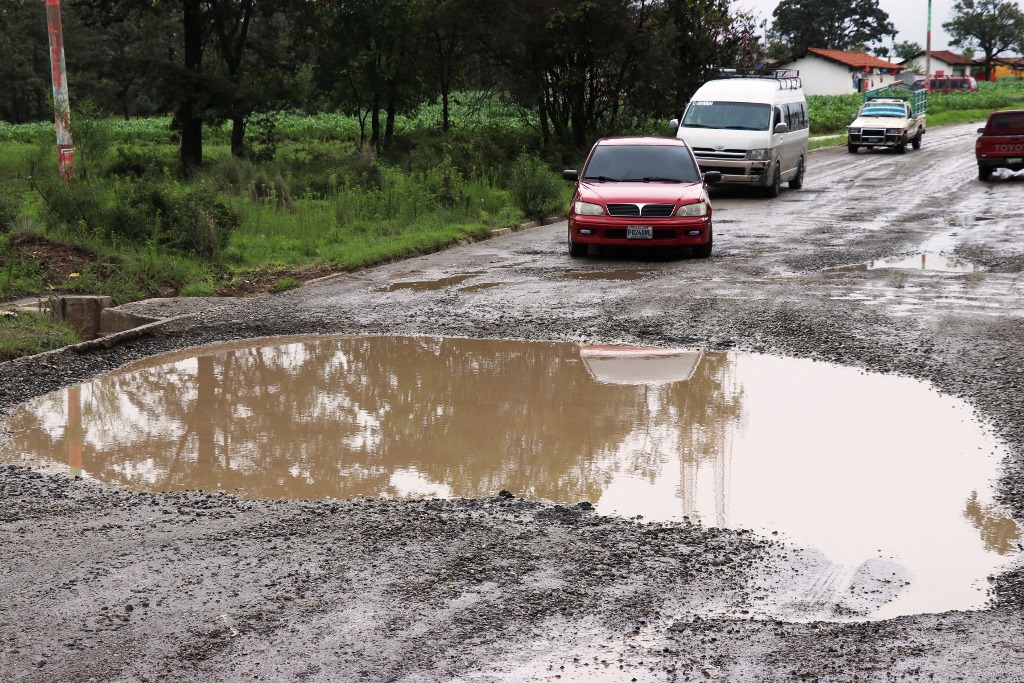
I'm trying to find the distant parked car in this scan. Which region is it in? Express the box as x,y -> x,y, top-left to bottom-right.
976,110 -> 1024,180
561,137 -> 721,258
929,77 -> 978,92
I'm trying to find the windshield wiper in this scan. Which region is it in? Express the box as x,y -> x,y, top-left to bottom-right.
722,125 -> 764,130
623,176 -> 683,183
582,175 -> 620,181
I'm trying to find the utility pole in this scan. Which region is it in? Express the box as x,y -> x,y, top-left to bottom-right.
925,0 -> 932,88
45,0 -> 74,180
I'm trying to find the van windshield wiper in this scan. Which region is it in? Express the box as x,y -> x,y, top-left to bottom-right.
722,125 -> 765,130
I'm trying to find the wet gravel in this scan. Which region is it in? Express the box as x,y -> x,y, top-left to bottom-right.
2,123 -> 1024,681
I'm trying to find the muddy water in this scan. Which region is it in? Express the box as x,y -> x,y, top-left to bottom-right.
1,335 -> 1017,620
825,253 -> 983,273
375,272 -> 483,292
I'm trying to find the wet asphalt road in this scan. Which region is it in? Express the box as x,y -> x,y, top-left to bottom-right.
2,121 -> 1024,681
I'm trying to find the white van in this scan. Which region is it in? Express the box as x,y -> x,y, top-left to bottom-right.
670,69 -> 809,197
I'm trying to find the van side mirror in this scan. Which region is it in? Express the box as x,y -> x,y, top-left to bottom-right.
774,122 -> 790,134
704,171 -> 722,185
562,169 -> 578,181
669,118 -> 679,130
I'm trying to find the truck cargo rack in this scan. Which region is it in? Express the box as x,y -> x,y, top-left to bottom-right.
863,83 -> 927,115
712,67 -> 802,90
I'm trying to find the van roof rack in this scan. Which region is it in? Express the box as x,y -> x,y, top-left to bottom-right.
712,67 -> 802,90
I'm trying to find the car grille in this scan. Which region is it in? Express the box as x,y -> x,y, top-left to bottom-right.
604,228 -> 677,239
606,203 -> 676,218
693,148 -> 746,160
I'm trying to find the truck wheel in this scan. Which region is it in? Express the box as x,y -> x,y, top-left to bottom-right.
978,165 -> 992,182
789,156 -> 805,190
912,130 -> 923,150
896,136 -> 907,154
847,143 -> 859,154
764,163 -> 781,198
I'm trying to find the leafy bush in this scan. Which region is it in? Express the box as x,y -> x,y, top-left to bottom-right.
507,154 -> 563,221
0,191 -> 17,234
110,179 -> 239,259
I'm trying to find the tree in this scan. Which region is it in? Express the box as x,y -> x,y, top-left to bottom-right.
771,0 -> 896,53
0,1 -> 51,123
893,40 -> 923,62
943,0 -> 1024,80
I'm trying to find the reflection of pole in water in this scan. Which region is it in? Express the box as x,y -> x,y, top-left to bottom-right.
67,385 -> 82,477
677,355 -> 739,528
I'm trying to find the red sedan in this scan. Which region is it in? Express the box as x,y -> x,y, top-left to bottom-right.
562,137 -> 721,258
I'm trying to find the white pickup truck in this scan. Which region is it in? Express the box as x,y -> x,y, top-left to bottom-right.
847,88 -> 927,155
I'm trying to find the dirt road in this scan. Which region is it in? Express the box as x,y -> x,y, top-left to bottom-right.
2,121 -> 1023,682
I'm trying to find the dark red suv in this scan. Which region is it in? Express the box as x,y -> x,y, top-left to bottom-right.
561,137 -> 721,258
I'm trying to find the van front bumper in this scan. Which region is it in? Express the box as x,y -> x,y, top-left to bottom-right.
693,159 -> 772,185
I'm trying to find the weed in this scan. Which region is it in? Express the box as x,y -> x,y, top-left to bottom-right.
273,276 -> 300,293
0,311 -> 78,362
507,154 -> 563,221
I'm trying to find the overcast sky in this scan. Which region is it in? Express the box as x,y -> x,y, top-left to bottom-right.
734,0 -> 961,52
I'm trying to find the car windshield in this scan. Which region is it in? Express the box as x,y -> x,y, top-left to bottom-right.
681,101 -> 771,131
582,145 -> 700,183
861,104 -> 906,117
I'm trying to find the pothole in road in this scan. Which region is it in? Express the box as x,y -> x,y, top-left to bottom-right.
374,272 -> 484,292
561,269 -> 654,281
2,335 -> 1018,621
823,252 -> 984,273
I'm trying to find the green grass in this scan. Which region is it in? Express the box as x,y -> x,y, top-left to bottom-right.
0,311 -> 78,362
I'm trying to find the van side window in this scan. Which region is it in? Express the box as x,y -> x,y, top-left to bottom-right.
782,102 -> 808,131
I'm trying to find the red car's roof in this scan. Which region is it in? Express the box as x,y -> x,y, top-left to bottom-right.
594,136 -> 689,147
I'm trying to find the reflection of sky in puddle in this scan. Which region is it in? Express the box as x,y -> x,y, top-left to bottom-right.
825,253 -> 983,273
2,335 -> 1018,622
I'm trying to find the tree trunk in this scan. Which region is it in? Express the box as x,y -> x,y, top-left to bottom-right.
178,0 -> 204,172
230,115 -> 246,158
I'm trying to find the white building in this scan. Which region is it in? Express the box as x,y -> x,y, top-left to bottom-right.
900,50 -> 977,77
772,48 -> 905,96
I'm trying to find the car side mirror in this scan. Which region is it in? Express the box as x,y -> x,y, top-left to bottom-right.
669,118 -> 679,130
562,169 -> 578,181
704,171 -> 722,185
977,127 -> 985,134
774,122 -> 790,134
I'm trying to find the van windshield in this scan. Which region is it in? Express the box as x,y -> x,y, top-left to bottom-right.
681,101 -> 771,131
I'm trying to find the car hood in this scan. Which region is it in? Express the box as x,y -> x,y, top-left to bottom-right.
851,116 -> 909,127
577,181 -> 706,205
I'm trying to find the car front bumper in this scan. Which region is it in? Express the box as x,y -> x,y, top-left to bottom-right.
569,216 -> 711,247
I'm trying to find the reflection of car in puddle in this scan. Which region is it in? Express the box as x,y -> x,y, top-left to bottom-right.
579,345 -> 702,385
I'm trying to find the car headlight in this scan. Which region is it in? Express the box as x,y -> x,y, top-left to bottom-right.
848,127 -> 861,134
886,128 -> 901,134
573,201 -> 605,216
747,148 -> 771,160
676,201 -> 708,217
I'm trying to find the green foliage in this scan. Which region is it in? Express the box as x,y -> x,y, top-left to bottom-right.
273,276 -> 300,293
111,179 -> 240,260
0,191 -> 17,234
69,99 -> 114,180
180,281 -> 217,297
771,0 -> 895,52
0,312 -> 79,363
507,154 -> 564,221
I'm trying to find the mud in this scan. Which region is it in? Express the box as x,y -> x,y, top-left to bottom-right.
2,122 -> 1024,681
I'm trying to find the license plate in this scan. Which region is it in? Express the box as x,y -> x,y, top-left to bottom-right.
1009,157 -> 1023,164
627,225 -> 653,239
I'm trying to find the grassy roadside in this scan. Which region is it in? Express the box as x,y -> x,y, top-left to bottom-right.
0,311 -> 78,363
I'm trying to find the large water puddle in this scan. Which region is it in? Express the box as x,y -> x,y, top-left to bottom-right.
1,335 -> 1018,620
825,253 -> 983,273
